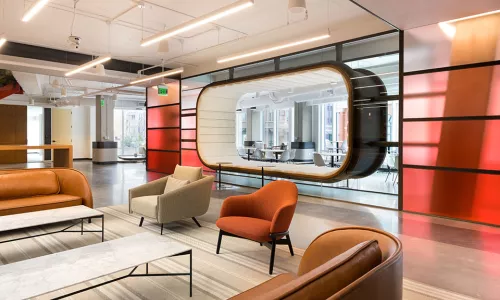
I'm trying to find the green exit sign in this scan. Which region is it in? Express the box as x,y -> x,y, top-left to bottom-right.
100,99 -> 105,107
158,86 -> 168,96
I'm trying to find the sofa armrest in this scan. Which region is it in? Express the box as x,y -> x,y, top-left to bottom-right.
129,176 -> 169,213
219,194 -> 254,218
51,169 -> 93,208
157,175 -> 214,223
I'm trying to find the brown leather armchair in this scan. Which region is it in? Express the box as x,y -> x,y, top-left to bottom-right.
216,180 -> 299,274
0,168 -> 93,216
232,226 -> 403,300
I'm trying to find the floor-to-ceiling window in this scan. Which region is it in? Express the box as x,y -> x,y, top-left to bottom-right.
235,111 -> 246,148
114,109 -> 146,156
276,108 -> 291,146
263,109 -> 275,147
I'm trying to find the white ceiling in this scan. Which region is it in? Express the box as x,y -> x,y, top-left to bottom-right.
352,0 -> 500,30
0,0 -> 391,76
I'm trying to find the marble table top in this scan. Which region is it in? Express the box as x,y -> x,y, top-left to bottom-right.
0,205 -> 103,233
0,232 -> 191,300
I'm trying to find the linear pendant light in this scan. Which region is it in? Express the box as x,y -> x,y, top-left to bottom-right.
22,0 -> 50,22
217,33 -> 331,63
0,37 -> 6,48
141,0 -> 254,47
130,68 -> 184,85
65,56 -> 112,77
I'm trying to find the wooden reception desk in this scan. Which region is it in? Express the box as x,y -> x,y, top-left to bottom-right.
0,145 -> 73,168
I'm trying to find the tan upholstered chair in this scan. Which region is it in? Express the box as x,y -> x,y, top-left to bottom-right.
232,226 -> 403,300
129,165 -> 214,234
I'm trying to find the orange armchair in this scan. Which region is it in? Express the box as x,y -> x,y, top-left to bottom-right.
216,180 -> 298,274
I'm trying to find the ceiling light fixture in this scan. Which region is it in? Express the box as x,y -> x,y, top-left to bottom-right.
288,0 -> 307,14
65,56 -> 112,77
141,0 -> 254,47
442,9 -> 500,24
217,33 -> 330,63
22,0 -> 50,22
130,67 -> 184,85
0,37 -> 6,48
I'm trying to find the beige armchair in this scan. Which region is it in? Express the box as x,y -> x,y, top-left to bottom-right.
129,165 -> 214,234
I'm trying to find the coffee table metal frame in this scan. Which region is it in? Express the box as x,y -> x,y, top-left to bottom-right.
52,249 -> 193,299
0,215 -> 105,244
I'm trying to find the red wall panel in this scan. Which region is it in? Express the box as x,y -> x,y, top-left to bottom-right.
404,65 -> 500,119
181,141 -> 196,149
181,129 -> 196,140
181,149 -> 211,172
147,105 -> 180,128
147,129 -> 180,151
181,116 -> 196,129
147,150 -> 179,174
147,83 -> 180,107
403,168 -> 500,226
403,120 -> 500,170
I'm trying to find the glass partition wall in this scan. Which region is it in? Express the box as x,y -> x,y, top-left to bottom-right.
181,31 -> 400,209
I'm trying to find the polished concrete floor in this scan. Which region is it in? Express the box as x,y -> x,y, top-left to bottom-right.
2,161 -> 500,299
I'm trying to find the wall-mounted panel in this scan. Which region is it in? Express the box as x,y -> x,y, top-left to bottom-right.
403,168 -> 500,226
147,151 -> 179,174
403,120 -> 500,170
147,82 -> 180,107
0,105 -> 27,164
147,105 -> 180,128
404,65 -> 500,119
181,141 -> 196,149
181,129 -> 196,140
181,116 -> 196,129
147,129 -> 180,151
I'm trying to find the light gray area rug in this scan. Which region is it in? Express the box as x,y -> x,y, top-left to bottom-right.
0,205 -> 477,300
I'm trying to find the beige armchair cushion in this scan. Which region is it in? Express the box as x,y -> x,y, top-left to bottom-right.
164,177 -> 189,194
173,165 -> 202,182
130,195 -> 159,219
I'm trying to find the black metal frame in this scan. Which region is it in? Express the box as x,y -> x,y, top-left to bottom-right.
0,215 -> 105,244
216,229 -> 293,275
51,249 -> 193,299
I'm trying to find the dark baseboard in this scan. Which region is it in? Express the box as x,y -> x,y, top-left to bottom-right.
73,158 -> 92,161
92,161 -> 118,165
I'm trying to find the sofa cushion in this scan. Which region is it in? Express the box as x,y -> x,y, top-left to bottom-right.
164,177 -> 189,194
173,165 -> 202,182
0,194 -> 82,216
0,171 -> 60,200
131,195 -> 159,219
216,216 -> 272,242
262,240 -> 382,300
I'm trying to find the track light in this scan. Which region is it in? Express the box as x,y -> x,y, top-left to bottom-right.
217,33 -> 330,63
0,37 -> 6,48
438,10 -> 500,39
288,0 -> 307,14
65,56 -> 112,77
130,68 -> 184,85
141,0 -> 254,47
22,0 -> 50,22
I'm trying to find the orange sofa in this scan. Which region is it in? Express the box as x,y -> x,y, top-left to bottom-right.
216,180 -> 299,274
0,168 -> 93,216
232,227 -> 403,300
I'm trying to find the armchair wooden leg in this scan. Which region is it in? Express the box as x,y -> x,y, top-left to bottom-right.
216,230 -> 223,254
192,217 -> 201,227
161,223 -> 164,235
139,217 -> 144,227
286,234 -> 294,256
269,237 -> 277,275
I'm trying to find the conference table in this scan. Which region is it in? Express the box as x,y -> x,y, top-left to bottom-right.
321,152 -> 346,168
242,147 -> 256,161
262,149 -> 284,161
0,144 -> 73,168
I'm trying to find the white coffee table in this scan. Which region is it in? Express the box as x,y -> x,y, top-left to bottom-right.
0,232 -> 193,299
0,205 -> 104,244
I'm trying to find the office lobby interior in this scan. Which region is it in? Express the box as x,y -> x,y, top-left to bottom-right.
0,0 -> 499,299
